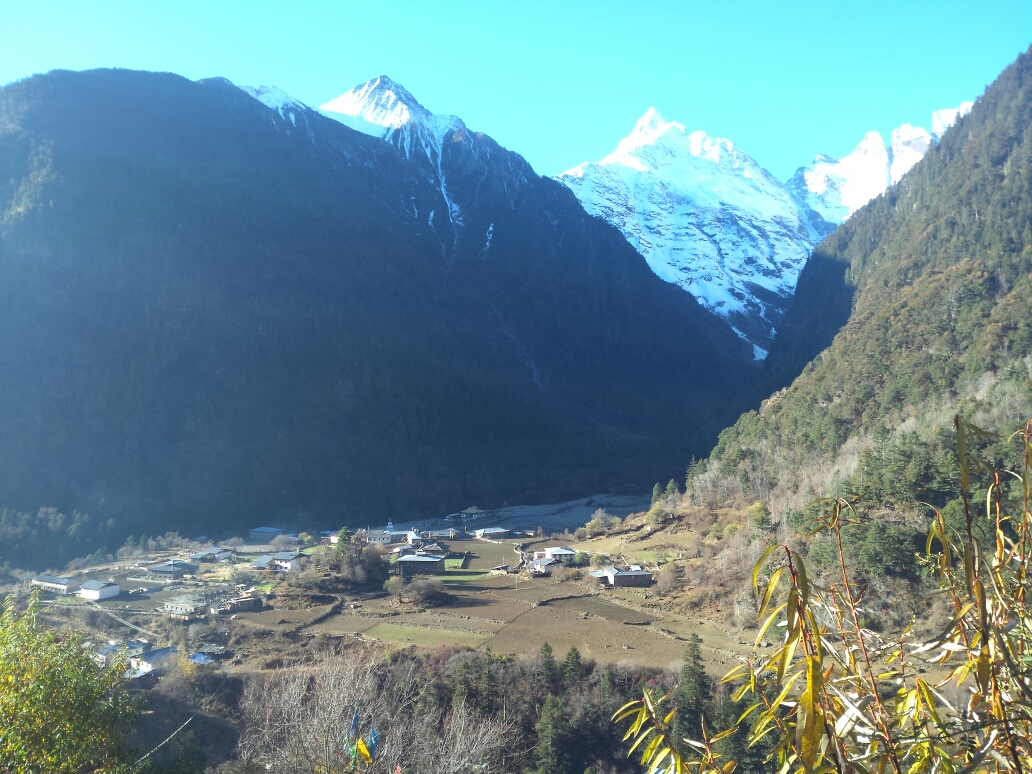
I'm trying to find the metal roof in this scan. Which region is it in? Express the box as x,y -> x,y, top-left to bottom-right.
80,579 -> 114,590
396,554 -> 443,562
33,574 -> 76,585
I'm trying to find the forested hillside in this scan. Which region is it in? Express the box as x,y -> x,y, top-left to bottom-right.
690,46 -> 1032,531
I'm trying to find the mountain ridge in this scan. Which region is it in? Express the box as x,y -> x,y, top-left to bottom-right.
0,67 -> 754,546
557,100 -> 973,355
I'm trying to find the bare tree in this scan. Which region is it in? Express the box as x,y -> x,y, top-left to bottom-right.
237,650 -> 512,774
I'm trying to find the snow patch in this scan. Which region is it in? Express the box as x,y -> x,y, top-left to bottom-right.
480,223 -> 494,258
240,84 -> 308,123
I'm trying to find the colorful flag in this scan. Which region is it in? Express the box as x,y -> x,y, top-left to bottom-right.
356,737 -> 373,764
367,727 -> 379,760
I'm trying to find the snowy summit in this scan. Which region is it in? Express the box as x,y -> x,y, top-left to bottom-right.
789,101 -> 974,224
557,108 -> 828,358
559,101 -> 974,357
318,76 -> 465,173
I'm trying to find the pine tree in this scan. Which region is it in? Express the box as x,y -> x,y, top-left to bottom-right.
477,657 -> 497,715
562,646 -> 583,687
665,479 -> 678,497
651,483 -> 663,504
452,659 -> 474,709
673,634 -> 712,750
534,695 -> 572,774
335,526 -> 352,555
539,641 -> 558,691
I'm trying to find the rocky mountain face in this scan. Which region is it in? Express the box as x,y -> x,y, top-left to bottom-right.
0,69 -> 753,541
556,110 -> 831,358
557,102 -> 973,357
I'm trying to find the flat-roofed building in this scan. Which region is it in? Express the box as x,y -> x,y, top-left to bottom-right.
473,527 -> 510,539
589,566 -> 654,588
31,575 -> 80,595
146,559 -> 198,579
165,595 -> 205,620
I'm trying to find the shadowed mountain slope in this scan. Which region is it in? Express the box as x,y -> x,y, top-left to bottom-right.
0,68 -> 753,545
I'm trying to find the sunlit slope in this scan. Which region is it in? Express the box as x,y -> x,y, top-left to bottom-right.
692,46 -> 1032,512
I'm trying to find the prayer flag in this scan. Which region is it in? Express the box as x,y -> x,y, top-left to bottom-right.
367,727 -> 379,760
349,707 -> 360,739
356,737 -> 373,764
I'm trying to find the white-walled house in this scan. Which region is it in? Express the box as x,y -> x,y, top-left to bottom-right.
366,530 -> 392,545
533,547 -> 577,563
31,575 -> 80,595
252,551 -> 303,573
79,580 -> 120,600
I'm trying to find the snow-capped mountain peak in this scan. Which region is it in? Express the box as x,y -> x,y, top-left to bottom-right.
558,109 -> 828,357
595,107 -> 684,171
318,75 -> 464,150
790,101 -> 974,224
889,123 -> 933,184
319,75 -> 432,131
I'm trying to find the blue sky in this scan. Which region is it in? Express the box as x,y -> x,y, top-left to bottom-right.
2,0 -> 1029,179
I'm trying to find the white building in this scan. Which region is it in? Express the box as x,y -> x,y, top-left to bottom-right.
79,580 -> 120,600
533,546 -> 577,563
252,551 -> 303,572
190,546 -> 233,562
30,575 -> 80,595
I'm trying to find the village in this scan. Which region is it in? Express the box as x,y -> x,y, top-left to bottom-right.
18,495 -> 761,685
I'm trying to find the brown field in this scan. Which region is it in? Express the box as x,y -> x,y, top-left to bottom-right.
362,622 -> 494,648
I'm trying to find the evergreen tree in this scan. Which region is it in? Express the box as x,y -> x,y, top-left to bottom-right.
539,641 -> 558,691
477,656 -> 497,715
709,690 -> 768,774
651,483 -> 663,504
665,479 -> 678,497
673,634 -> 712,750
562,646 -> 583,687
452,659 -> 474,709
335,526 -> 352,555
534,695 -> 572,774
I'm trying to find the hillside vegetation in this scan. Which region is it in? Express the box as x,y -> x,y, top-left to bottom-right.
690,46 -> 1032,528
